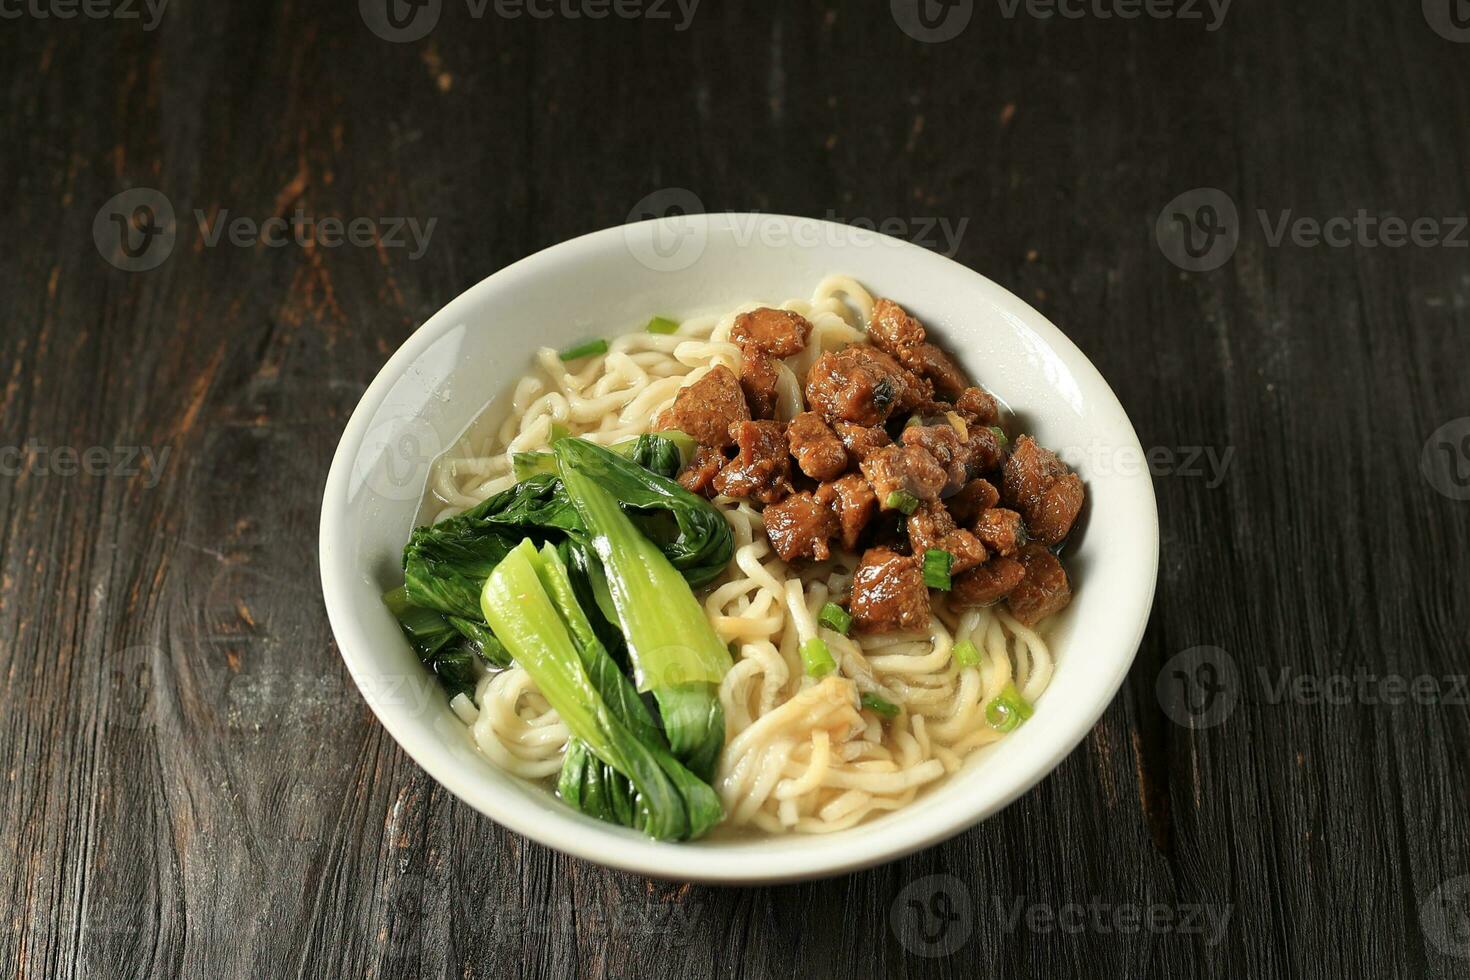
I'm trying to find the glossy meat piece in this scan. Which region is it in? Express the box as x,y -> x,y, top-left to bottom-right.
762,491 -> 836,563
1001,436 -> 1085,545
964,424 -> 1007,475
868,298 -> 927,356
850,547 -> 931,634
833,421 -> 892,463
954,386 -> 1002,427
713,420 -> 793,504
868,299 -> 970,400
901,422 -> 968,494
786,411 -> 847,481
950,556 -> 1026,608
677,446 -> 726,497
945,478 -> 1001,525
656,364 -> 749,448
974,507 -> 1024,557
730,307 -> 812,358
906,502 -> 987,574
861,444 -> 947,507
740,348 -> 781,419
1005,543 -> 1072,626
814,474 -> 878,551
805,345 -> 927,426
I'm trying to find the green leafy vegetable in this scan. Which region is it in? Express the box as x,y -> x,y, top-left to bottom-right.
985,681 -> 1035,732
554,439 -> 732,779
818,601 -> 852,635
480,540 -> 721,840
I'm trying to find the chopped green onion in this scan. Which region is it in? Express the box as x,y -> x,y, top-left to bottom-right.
953,639 -> 981,668
645,316 -> 680,335
549,421 -> 571,442
989,426 -> 1009,448
922,549 -> 953,590
559,338 -> 609,361
885,490 -> 920,515
860,692 -> 900,719
985,681 -> 1035,732
801,637 -> 836,678
818,602 -> 852,635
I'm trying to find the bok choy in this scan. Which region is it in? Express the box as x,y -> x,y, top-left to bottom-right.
480,539 -> 722,840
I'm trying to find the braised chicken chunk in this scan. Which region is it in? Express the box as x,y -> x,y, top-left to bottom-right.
1005,543 -> 1072,625
677,446 -> 726,497
906,502 -> 988,574
730,307 -> 812,358
954,386 -> 1002,427
1002,436 -> 1085,545
814,474 -> 878,551
861,444 -> 947,508
656,365 -> 749,448
740,349 -> 782,420
868,298 -> 970,400
901,422 -> 969,494
974,507 -> 1025,557
950,556 -> 1026,608
833,421 -> 892,462
805,346 -> 927,426
850,547 -> 930,634
787,412 -> 848,481
762,491 -> 836,563
946,478 -> 1001,525
714,420 -> 793,504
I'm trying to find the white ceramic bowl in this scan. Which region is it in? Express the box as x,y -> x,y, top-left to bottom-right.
320,213 -> 1159,883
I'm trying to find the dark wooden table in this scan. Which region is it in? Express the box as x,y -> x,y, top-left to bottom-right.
4,2 -> 1469,977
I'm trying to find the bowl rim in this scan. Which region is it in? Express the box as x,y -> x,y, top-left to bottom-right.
319,212 -> 1160,883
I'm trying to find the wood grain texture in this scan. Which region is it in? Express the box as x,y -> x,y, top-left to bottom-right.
2,2 -> 1468,977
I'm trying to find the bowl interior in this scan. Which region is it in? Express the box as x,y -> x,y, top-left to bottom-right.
320,213 -> 1159,882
